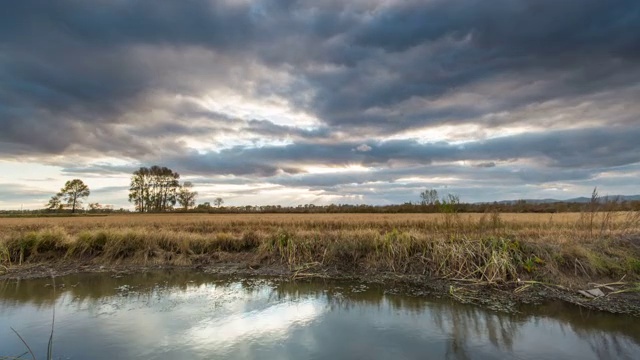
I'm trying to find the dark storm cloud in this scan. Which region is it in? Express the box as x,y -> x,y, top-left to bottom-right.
1,0 -> 640,202
0,1 -> 256,49
108,126 -> 637,182
270,165 -> 596,191
0,0 -> 260,155
354,0 -> 640,55
303,0 -> 640,130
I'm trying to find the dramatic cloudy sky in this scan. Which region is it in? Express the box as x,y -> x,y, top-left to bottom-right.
1,0 -> 639,209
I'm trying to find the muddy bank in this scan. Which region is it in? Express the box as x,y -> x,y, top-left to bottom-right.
2,259 -> 639,317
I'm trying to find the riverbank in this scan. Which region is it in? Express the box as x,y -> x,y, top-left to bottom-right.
2,260 -> 640,316
2,213 -> 640,315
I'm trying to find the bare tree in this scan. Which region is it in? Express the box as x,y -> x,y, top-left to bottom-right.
214,197 -> 224,208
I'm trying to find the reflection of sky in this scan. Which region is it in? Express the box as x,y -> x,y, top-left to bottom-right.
1,278 -> 639,360
184,299 -> 324,354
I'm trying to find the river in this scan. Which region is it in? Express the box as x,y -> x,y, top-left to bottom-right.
1,271 -> 638,359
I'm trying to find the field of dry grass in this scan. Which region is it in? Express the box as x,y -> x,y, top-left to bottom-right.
0,212 -> 630,226
1,212 -> 640,285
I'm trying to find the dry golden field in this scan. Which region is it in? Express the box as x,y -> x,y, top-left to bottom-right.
1,212 -> 639,285
1,212 -> 639,234
2,212 -> 640,244
0,211 -> 630,226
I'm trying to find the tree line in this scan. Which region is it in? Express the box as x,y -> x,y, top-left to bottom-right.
42,168 -> 640,214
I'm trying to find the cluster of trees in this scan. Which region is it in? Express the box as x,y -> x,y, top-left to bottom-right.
88,203 -> 115,213
419,189 -> 440,205
195,197 -> 224,210
128,166 -> 198,212
419,189 -> 461,213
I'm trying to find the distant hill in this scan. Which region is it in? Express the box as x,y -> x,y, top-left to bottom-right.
492,195 -> 640,205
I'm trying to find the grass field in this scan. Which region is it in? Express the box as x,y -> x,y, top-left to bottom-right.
1,212 -> 640,285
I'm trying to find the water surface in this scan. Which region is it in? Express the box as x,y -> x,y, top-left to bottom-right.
1,271 -> 638,359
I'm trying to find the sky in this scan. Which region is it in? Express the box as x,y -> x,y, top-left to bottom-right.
1,0 -> 639,210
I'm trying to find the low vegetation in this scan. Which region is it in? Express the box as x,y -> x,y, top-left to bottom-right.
1,211 -> 640,287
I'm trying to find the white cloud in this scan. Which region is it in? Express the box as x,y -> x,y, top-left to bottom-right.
355,144 -> 372,152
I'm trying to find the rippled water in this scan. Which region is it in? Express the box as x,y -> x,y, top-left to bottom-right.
1,271 -> 639,359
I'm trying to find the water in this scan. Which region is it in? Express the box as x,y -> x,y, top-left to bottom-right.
1,271 -> 638,359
